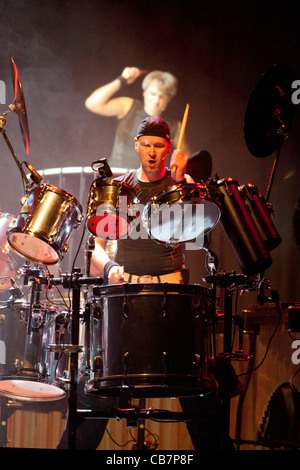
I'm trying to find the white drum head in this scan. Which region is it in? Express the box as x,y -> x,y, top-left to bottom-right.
0,379 -> 65,402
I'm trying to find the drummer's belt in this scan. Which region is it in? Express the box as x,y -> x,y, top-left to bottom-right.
123,270 -> 184,284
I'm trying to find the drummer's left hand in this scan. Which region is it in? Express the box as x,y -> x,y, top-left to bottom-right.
108,265 -> 124,284
170,149 -> 187,183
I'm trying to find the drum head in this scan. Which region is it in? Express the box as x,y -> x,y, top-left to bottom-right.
0,379 -> 65,401
7,232 -> 59,264
148,200 -> 220,244
143,184 -> 220,245
87,213 -> 130,239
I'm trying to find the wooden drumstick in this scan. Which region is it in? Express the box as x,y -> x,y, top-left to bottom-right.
172,103 -> 190,174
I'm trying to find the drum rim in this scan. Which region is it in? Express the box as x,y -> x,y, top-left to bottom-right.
28,183 -> 83,209
91,178 -> 137,198
143,202 -> 221,244
148,183 -> 209,204
93,282 -> 211,296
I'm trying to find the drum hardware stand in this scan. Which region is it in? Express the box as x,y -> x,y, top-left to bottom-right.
206,270 -> 280,446
0,109 -> 42,194
205,271 -> 268,434
39,269 -> 103,450
0,110 -> 30,188
265,142 -> 283,203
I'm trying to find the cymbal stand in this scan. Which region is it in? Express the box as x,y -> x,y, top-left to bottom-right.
265,142 -> 282,203
0,109 -> 30,189
68,270 -> 82,450
0,108 -> 42,196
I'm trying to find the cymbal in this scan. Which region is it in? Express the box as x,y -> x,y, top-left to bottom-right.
186,150 -> 212,183
244,63 -> 297,158
10,57 -> 30,154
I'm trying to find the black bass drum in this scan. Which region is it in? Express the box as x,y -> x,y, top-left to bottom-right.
86,283 -> 216,398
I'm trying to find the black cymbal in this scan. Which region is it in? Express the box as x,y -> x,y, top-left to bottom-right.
10,57 -> 30,154
186,150 -> 212,183
244,63 -> 297,158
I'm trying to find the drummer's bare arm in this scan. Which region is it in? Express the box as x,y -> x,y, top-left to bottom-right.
90,239 -> 108,277
85,67 -> 141,119
170,149 -> 194,183
90,239 -> 124,284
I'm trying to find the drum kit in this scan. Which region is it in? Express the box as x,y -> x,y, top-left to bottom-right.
0,59 -> 298,448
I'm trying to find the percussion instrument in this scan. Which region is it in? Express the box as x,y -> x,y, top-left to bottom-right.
142,183 -> 220,245
239,183 -> 281,251
0,302 -> 69,401
87,179 -> 137,239
212,178 -> 273,275
86,283 -> 215,398
7,184 -> 83,265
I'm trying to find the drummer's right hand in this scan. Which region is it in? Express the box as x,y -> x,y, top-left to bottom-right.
108,265 -> 125,284
121,67 -> 142,85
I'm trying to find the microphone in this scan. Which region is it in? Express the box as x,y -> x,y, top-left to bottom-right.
24,161 -> 43,184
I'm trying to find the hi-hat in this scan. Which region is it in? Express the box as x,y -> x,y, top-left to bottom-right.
10,57 -> 30,154
244,63 -> 297,158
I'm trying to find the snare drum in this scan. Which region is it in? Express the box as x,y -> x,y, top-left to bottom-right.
0,302 -> 69,401
142,183 -> 220,245
86,179 -> 137,239
7,184 -> 83,265
86,283 -> 215,398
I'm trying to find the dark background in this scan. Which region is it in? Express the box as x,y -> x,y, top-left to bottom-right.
0,0 -> 299,309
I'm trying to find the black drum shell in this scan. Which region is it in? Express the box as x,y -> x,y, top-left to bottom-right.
239,184 -> 281,251
87,283 -> 215,398
216,178 -> 272,275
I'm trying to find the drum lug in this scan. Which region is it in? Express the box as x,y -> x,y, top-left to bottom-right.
192,300 -> 202,318
122,299 -> 129,318
62,242 -> 69,256
93,355 -> 103,378
193,354 -> 201,373
162,295 -> 167,317
123,351 -> 129,376
14,358 -> 22,374
38,362 -> 49,378
122,284 -> 129,318
162,351 -> 167,375
161,282 -> 168,317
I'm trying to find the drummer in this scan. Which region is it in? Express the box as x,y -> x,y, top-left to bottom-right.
85,67 -> 193,169
90,115 -> 194,284
57,116 -> 233,450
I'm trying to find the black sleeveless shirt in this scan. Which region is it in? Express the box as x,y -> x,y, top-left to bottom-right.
113,169 -> 183,275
